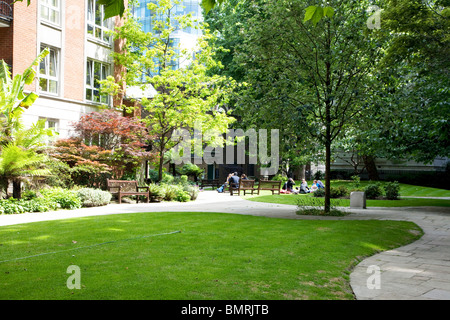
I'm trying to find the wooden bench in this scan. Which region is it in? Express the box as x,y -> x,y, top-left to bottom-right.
229,179 -> 256,196
200,179 -> 220,189
107,179 -> 150,204
256,180 -> 281,195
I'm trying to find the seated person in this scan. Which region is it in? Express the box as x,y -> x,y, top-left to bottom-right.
229,172 -> 240,195
217,173 -> 233,193
310,180 -> 319,192
317,180 -> 325,189
299,179 -> 310,194
229,172 -> 240,187
281,177 -> 296,194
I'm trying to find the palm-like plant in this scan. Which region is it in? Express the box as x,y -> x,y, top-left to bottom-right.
0,48 -> 49,145
0,48 -> 54,199
0,144 -> 50,199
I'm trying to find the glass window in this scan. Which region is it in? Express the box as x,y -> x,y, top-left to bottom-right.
86,59 -> 110,104
40,0 -> 60,25
39,46 -> 59,95
87,0 -> 113,43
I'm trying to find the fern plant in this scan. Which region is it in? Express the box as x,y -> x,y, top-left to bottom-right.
0,144 -> 50,199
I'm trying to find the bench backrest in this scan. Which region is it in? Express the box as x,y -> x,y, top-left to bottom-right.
258,180 -> 281,189
107,179 -> 138,193
239,179 -> 255,189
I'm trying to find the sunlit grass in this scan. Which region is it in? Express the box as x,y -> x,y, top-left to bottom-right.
0,211 -> 422,300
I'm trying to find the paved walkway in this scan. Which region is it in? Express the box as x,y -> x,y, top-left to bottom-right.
1,191 -> 449,300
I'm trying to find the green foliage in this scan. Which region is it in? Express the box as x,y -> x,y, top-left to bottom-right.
43,158 -> 73,189
162,184 -> 179,201
175,189 -> 191,202
76,188 -> 112,207
107,1 -> 236,181
39,187 -> 82,210
384,181 -> 400,200
148,183 -> 166,198
313,188 -> 325,198
0,48 -> 49,144
271,174 -> 288,183
176,163 -> 204,179
313,186 -> 349,198
364,183 -> 384,199
0,197 -> 59,214
329,186 -> 350,199
296,197 -> 347,216
304,5 -> 334,26
183,184 -> 199,200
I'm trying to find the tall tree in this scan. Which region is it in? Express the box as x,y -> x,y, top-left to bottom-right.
0,49 -> 54,198
225,0 -> 385,212
104,0 -> 236,181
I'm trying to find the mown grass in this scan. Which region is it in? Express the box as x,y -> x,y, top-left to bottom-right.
0,211 -> 422,300
243,193 -> 450,207
242,180 -> 450,207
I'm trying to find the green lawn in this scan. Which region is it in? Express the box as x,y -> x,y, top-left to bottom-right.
242,181 -> 450,207
0,211 -> 422,300
243,193 -> 450,207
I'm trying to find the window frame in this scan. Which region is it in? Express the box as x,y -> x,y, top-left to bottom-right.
87,0 -> 114,44
38,46 -> 60,96
85,59 -> 111,105
39,0 -> 61,26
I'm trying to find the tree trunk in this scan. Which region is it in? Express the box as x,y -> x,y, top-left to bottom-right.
158,152 -> 164,182
363,155 -> 379,181
324,101 -> 332,213
324,141 -> 331,213
12,180 -> 22,199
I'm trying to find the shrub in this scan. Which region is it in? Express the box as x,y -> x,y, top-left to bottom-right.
364,183 -> 383,199
330,185 -> 350,198
40,187 -> 82,209
314,170 -> 325,180
162,184 -> 179,201
161,173 -> 174,184
175,189 -> 191,202
271,174 -> 288,183
183,184 -> 199,200
296,197 -> 348,216
313,188 -> 325,197
384,181 -> 400,200
148,183 -> 165,199
76,188 -> 112,207
0,197 -> 59,214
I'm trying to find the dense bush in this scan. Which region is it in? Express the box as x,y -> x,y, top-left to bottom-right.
364,183 -> 384,199
183,184 -> 199,200
0,197 -> 59,214
163,184 -> 179,201
330,185 -> 350,198
76,188 -> 112,207
312,186 -> 349,198
175,189 -> 191,202
40,187 -> 82,209
384,181 -> 400,200
271,174 -> 288,184
313,188 -> 325,197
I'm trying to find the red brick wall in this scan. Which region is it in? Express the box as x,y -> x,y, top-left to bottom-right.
11,0 -> 38,92
64,0 -> 86,101
0,1 -> 14,67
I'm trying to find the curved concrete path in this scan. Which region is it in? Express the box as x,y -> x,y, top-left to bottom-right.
1,191 -> 449,300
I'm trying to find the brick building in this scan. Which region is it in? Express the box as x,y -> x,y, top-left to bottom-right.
0,0 -> 125,138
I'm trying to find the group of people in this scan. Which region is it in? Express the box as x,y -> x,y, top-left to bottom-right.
217,172 -> 247,193
281,178 -> 325,194
216,173 -> 324,195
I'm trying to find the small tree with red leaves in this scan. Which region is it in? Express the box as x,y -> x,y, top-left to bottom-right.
51,110 -> 155,187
